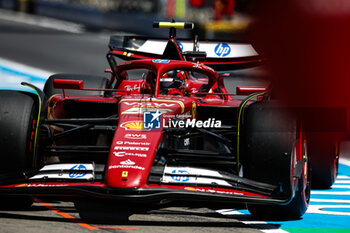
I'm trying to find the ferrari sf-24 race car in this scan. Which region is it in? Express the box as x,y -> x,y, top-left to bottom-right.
0,22 -> 338,220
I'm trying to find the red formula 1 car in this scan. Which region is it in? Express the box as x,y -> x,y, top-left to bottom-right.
0,22 -> 336,219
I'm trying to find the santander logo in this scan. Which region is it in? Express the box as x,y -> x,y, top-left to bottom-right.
120,159 -> 135,165
124,133 -> 147,140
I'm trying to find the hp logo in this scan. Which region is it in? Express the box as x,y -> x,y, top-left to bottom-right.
215,43 -> 231,57
69,164 -> 87,178
177,42 -> 183,51
171,169 -> 190,182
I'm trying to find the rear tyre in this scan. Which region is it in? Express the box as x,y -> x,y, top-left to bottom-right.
44,74 -> 109,98
309,133 -> 339,189
243,102 -> 310,219
0,90 -> 37,208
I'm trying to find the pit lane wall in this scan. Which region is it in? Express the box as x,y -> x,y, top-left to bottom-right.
0,0 -> 202,37
0,0 -> 166,36
0,0 -> 243,39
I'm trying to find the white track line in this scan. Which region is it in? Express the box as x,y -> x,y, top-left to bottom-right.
311,191 -> 350,195
311,199 -> 350,203
337,175 -> 350,179
0,8 -> 85,33
307,205 -> 350,216
340,158 -> 350,167
0,57 -> 53,90
0,57 -> 53,79
331,185 -> 350,189
217,210 -> 289,233
335,180 -> 350,184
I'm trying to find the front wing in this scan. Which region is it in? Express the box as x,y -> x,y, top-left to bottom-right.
0,176 -> 295,206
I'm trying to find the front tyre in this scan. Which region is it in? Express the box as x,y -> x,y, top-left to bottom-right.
0,90 -> 38,208
243,102 -> 310,219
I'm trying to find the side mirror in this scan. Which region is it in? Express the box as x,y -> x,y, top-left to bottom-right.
236,86 -> 268,95
53,79 -> 84,90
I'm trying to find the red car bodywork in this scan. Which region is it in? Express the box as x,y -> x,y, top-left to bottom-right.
0,59 -> 304,208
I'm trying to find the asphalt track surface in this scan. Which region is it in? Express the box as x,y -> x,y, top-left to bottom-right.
0,10 -> 350,233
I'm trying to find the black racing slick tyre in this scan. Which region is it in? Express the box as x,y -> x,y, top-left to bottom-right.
44,74 -> 109,98
309,133 -> 339,189
243,102 -> 310,220
0,90 -> 37,208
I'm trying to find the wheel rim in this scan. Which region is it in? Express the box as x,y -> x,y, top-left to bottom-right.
301,139 -> 311,206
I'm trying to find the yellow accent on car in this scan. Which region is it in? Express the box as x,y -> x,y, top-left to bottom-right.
122,171 -> 128,177
160,22 -> 185,29
236,92 -> 266,173
21,83 -> 42,168
123,121 -> 143,130
192,101 -> 196,118
154,22 -> 194,29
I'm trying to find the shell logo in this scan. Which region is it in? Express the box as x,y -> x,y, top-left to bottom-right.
120,121 -> 144,131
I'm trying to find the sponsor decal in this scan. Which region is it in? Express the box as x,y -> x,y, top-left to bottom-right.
114,151 -> 124,157
123,102 -> 175,107
120,98 -> 184,114
114,146 -> 149,151
108,165 -> 145,170
193,63 -> 203,69
120,121 -> 144,131
123,102 -> 175,108
116,141 -> 150,146
177,42 -> 183,51
113,151 -> 147,158
69,164 -> 87,178
192,101 -> 196,117
120,159 -> 135,165
16,184 -> 67,187
184,187 -> 240,195
171,169 -> 190,182
143,110 -> 161,129
121,114 -> 135,120
121,102 -> 175,115
124,84 -> 140,92
215,43 -> 231,57
122,171 -> 128,178
122,107 -> 173,115
152,59 -> 170,63
124,133 -> 147,140
163,167 -> 234,186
